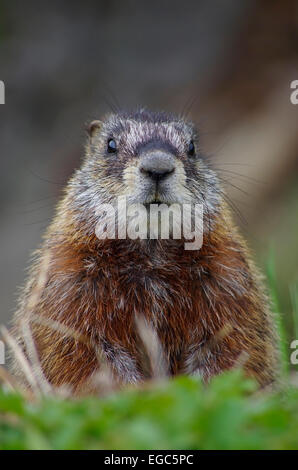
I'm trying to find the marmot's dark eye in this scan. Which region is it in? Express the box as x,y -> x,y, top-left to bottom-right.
188,140 -> 195,156
107,138 -> 117,153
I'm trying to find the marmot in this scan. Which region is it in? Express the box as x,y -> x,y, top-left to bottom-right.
11,109 -> 279,395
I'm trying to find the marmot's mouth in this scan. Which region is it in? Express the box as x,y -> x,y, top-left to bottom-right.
144,200 -> 165,208
145,196 -> 171,206
152,197 -> 162,204
149,189 -> 171,205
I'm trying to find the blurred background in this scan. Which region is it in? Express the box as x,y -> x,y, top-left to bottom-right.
0,1 -> 297,354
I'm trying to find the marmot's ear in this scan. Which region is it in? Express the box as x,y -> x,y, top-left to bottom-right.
87,120 -> 102,137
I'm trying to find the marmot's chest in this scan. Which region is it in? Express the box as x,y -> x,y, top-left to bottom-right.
98,261 -> 203,341
108,260 -> 197,308
98,268 -> 202,377
89,249 -> 218,373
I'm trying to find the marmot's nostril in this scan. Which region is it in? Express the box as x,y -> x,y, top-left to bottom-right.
140,166 -> 175,181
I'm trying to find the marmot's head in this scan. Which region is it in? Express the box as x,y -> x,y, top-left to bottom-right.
84,109 -> 220,205
68,109 -> 222,237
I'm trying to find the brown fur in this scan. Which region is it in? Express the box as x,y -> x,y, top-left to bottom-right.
10,110 -> 279,395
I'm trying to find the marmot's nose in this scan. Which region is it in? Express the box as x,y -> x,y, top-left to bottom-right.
139,151 -> 175,182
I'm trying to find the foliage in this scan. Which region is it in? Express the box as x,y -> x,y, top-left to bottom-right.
0,369 -> 298,450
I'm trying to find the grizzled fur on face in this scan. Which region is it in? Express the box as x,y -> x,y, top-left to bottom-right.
66,109 -> 222,236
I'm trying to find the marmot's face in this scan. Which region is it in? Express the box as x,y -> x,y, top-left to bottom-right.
84,110 -> 220,215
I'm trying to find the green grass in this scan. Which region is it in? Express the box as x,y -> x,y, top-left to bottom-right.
0,263 -> 298,450
266,249 -> 290,377
0,370 -> 298,450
